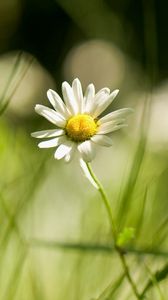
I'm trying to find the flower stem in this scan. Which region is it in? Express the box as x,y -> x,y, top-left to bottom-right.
86,162 -> 117,239
86,162 -> 142,300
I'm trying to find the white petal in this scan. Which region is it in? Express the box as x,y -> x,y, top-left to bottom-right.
99,108 -> 134,124
95,87 -> 110,98
72,78 -> 84,113
92,89 -> 119,118
35,104 -> 66,127
31,129 -> 65,139
62,81 -> 78,115
79,158 -> 98,189
38,136 -> 65,148
47,89 -> 70,118
98,122 -> 127,134
100,118 -> 125,127
84,84 -> 95,112
78,140 -> 96,162
54,141 -> 74,160
91,134 -> 113,147
94,88 -> 110,104
64,144 -> 76,163
88,88 -> 110,115
88,88 -> 110,117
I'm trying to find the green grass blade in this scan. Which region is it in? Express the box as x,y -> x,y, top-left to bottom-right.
0,52 -> 22,110
140,263 -> 168,298
2,247 -> 27,300
30,239 -> 168,259
0,54 -> 34,116
91,273 -> 125,300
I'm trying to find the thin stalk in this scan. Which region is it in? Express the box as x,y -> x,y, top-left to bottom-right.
86,162 -> 142,300
0,55 -> 34,115
86,162 -> 117,240
0,51 -> 23,105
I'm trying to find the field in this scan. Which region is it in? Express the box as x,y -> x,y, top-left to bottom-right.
0,1 -> 168,299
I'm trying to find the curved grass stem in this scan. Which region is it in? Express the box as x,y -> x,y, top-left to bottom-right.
86,162 -> 142,300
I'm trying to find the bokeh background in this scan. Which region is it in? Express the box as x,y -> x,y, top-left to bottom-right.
0,0 -> 168,299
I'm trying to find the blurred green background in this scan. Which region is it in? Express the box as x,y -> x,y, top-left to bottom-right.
0,0 -> 168,299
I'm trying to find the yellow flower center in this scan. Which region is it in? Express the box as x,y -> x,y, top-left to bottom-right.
66,114 -> 97,142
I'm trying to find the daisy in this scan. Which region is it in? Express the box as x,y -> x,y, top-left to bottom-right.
31,78 -> 133,162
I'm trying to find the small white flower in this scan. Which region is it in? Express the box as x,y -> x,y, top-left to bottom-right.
31,78 -> 133,162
